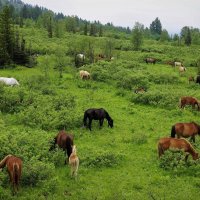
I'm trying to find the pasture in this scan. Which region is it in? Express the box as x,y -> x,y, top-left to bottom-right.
0,27 -> 200,199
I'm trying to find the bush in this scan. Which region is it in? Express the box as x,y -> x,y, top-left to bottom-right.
82,151 -> 123,168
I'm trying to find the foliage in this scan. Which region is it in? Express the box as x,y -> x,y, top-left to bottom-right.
131,22 -> 144,50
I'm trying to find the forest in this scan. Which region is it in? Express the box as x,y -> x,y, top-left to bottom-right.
0,0 -> 200,199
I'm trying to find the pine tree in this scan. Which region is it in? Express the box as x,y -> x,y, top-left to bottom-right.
131,22 -> 144,50
185,28 -> 192,46
47,16 -> 53,38
150,17 -> 162,35
99,25 -> 103,37
84,22 -> 88,35
0,6 -> 14,65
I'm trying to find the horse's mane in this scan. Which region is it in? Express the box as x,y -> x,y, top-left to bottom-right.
181,138 -> 198,154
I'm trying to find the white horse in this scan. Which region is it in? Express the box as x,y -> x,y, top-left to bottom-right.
79,70 -> 90,80
69,145 -> 79,177
0,77 -> 20,86
174,62 -> 183,67
179,66 -> 186,74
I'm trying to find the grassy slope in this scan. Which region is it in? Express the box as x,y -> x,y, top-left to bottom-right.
0,28 -> 200,200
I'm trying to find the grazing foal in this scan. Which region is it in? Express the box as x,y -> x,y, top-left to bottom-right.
0,155 -> 22,194
179,96 -> 200,111
69,145 -> 79,177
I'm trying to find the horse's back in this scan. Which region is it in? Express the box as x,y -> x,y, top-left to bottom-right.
56,131 -> 74,149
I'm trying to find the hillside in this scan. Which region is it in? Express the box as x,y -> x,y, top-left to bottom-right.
0,1 -> 200,199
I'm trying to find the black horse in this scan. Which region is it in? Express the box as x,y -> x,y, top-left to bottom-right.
83,108 -> 113,131
196,75 -> 200,84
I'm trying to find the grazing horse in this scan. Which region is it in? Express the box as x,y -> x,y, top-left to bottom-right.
196,75 -> 200,84
188,76 -> 195,83
69,145 -> 79,177
0,77 -> 20,86
171,122 -> 200,142
179,96 -> 200,110
179,66 -> 186,74
0,155 -> 22,194
134,87 -> 146,94
79,70 -> 90,80
174,62 -> 183,67
158,137 -> 199,161
50,130 -> 74,164
83,108 -> 113,131
145,58 -> 157,64
75,54 -> 85,67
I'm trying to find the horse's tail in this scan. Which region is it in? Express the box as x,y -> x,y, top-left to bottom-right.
83,111 -> 88,127
171,125 -> 176,138
13,163 -> 19,191
158,143 -> 164,158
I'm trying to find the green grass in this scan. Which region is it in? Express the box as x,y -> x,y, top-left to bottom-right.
0,27 -> 200,199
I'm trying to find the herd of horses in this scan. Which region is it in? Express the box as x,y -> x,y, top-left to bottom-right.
1,56 -> 200,195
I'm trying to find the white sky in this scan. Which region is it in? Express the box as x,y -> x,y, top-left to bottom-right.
22,0 -> 200,34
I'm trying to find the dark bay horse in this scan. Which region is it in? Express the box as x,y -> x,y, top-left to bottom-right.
158,137 -> 199,161
83,108 -> 113,131
179,96 -> 200,110
145,58 -> 157,64
0,155 -> 22,194
171,122 -> 200,142
50,130 -> 74,164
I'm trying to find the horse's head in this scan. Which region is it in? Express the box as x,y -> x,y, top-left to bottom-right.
72,145 -> 77,154
193,152 -> 199,160
108,119 -> 113,128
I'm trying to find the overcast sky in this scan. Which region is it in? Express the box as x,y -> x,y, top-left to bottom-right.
22,0 -> 200,34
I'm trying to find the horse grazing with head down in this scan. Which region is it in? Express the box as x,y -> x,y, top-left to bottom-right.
158,137 -> 199,161
171,122 -> 200,143
179,96 -> 200,111
50,130 -> 74,164
0,155 -> 22,195
69,145 -> 79,177
79,70 -> 90,80
83,108 -> 113,131
145,58 -> 157,64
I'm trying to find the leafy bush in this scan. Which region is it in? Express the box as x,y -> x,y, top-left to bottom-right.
82,151 -> 123,168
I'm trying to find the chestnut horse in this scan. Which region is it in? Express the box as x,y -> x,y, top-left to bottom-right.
171,122 -> 200,142
0,155 -> 22,194
49,130 -> 74,164
158,137 -> 199,161
179,96 -> 200,110
83,108 -> 113,131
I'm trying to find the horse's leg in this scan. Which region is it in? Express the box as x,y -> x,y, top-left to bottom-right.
88,119 -> 92,131
99,119 -> 104,128
185,154 -> 189,162
191,136 -> 195,143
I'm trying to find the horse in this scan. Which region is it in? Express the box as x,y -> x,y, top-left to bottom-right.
179,66 -> 186,74
49,130 -> 74,164
171,122 -> 200,143
0,155 -> 22,194
0,77 -> 20,86
179,96 -> 200,111
196,75 -> 200,84
158,137 -> 199,161
83,108 -> 113,131
69,145 -> 79,177
145,58 -> 156,64
174,62 -> 183,67
79,70 -> 90,80
75,54 -> 85,67
188,76 -> 195,84
134,87 -> 146,94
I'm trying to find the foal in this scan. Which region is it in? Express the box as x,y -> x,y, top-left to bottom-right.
0,155 -> 22,194
69,145 -> 79,177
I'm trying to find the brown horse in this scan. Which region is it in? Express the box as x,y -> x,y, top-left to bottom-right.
171,122 -> 200,142
0,155 -> 22,194
188,76 -> 195,84
179,96 -> 200,110
158,137 -> 199,161
49,130 -> 74,164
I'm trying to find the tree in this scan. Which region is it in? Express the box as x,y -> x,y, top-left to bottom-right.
150,17 -> 162,35
47,16 -> 53,38
104,38 -> 115,59
84,22 -> 88,35
0,6 -> 14,65
185,28 -> 192,46
131,22 -> 144,51
160,29 -> 170,42
99,25 -> 103,37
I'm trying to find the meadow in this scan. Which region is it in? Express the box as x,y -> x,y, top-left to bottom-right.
0,27 -> 200,200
